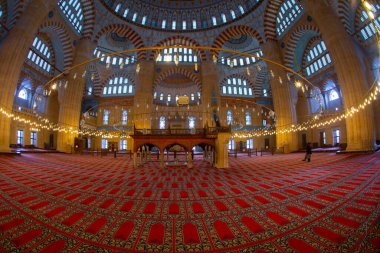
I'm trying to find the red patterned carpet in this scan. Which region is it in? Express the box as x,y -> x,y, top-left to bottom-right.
0,153 -> 379,252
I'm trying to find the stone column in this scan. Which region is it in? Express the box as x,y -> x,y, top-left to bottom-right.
57,38 -> 96,153
201,61 -> 221,127
159,152 -> 165,169
134,61 -> 154,129
0,0 -> 54,152
187,152 -> 193,169
302,0 -> 375,151
262,40 -> 298,153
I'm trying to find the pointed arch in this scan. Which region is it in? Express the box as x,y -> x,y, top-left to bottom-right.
212,25 -> 264,57
38,20 -> 74,71
153,68 -> 201,91
94,24 -> 145,60
81,0 -> 96,38
150,35 -> 206,61
263,0 -> 283,41
283,24 -> 321,69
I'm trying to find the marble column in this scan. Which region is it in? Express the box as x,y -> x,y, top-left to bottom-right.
262,40 -> 298,152
57,38 -> 96,153
302,0 -> 375,151
0,0 -> 54,152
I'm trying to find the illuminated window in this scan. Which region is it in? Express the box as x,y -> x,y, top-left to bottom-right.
172,20 -> 176,30
329,90 -> 339,101
192,20 -> 197,29
222,77 -> 253,98
262,119 -> 267,126
162,20 -> 166,29
321,131 -> 326,145
221,13 -> 227,23
357,1 -> 380,41
263,89 -> 268,97
120,139 -> 127,150
167,94 -> 171,102
160,93 -> 164,101
189,116 -> 195,129
182,20 -> 186,30
103,76 -> 133,96
245,111 -> 251,125
238,5 -> 245,14
156,46 -> 198,63
101,139 -> 108,149
333,129 -> 340,145
27,37 -> 52,73
159,116 -> 166,129
247,139 -> 253,149
276,0 -> 303,37
58,0 -> 83,33
31,132 -> 37,146
221,50 -> 262,68
227,110 -> 233,125
93,47 -> 136,68
17,130 -> 24,145
132,13 -> 137,22
228,139 -> 235,150
212,16 -> 217,26
142,16 -> 147,25
230,10 -> 236,19
103,110 -> 109,125
122,110 -> 128,125
18,89 -> 28,100
305,40 -> 332,77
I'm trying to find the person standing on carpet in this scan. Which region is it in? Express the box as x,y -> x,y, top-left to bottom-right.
303,143 -> 312,162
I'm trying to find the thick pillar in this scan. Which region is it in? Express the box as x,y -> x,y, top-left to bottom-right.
215,132 -> 231,168
302,0 -> 375,151
57,38 -> 96,153
262,40 -> 298,153
159,152 -> 165,169
201,62 -> 221,127
134,61 -> 154,129
0,0 -> 54,152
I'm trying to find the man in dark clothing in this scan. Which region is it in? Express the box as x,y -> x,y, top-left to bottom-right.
302,143 -> 312,162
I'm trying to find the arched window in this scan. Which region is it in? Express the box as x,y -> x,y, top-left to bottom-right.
227,110 -> 233,125
230,10 -> 236,19
27,36 -> 52,73
356,1 -> 380,41
94,47 -> 136,68
221,77 -> 253,98
58,0 -> 83,34
122,110 -> 128,125
154,91 -> 157,99
329,90 -> 339,101
212,16 -> 217,26
245,111 -> 251,125
156,46 -> 198,63
220,50 -> 262,68
160,93 -> 164,101
189,116 -> 195,129
167,94 -> 171,102
221,13 -> 227,23
103,110 -> 110,125
159,116 -> 166,129
276,0 -> 303,37
305,40 -> 332,77
18,89 -> 28,100
238,5 -> 245,14
103,76 -> 134,96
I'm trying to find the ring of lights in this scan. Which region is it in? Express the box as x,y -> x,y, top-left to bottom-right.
1,41 -> 379,138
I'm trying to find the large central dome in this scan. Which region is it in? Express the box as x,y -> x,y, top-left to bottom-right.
102,0 -> 262,32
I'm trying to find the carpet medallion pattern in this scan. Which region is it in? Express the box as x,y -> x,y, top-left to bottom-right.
0,153 -> 379,252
